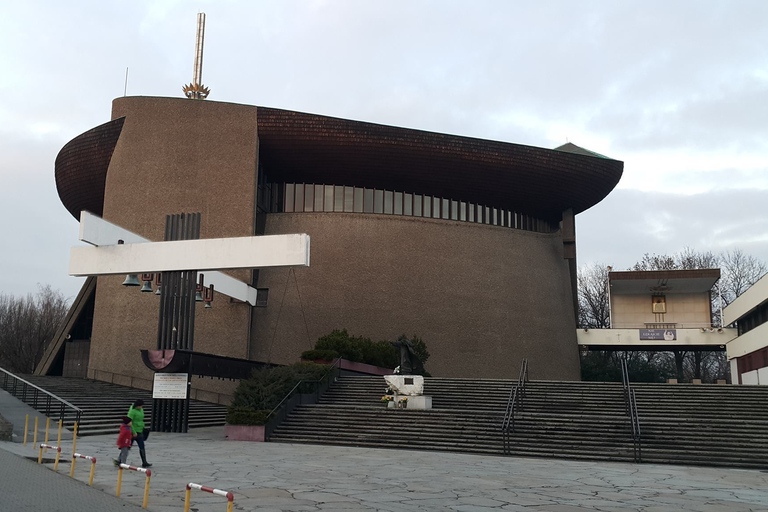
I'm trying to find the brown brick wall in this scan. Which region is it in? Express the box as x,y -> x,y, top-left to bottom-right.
88,97 -> 258,390
250,213 -> 580,380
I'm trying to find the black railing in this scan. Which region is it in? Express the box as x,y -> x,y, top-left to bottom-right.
501,359 -> 528,455
0,368 -> 82,425
620,359 -> 642,463
263,358 -> 342,441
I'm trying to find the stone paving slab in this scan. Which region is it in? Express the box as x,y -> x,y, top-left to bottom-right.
1,426 -> 767,511
0,448 -> 143,511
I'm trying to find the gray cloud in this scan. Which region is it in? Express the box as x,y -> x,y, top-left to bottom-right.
1,1 -> 767,299
578,188 -> 768,270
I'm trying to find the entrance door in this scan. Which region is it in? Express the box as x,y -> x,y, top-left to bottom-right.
62,340 -> 90,378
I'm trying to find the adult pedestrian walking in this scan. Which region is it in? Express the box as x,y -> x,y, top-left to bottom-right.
127,399 -> 152,468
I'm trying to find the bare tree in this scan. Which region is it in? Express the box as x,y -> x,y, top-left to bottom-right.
0,285 -> 69,373
579,248 -> 766,382
577,262 -> 611,329
719,249 -> 768,305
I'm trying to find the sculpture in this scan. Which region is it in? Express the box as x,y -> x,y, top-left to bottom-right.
390,335 -> 425,375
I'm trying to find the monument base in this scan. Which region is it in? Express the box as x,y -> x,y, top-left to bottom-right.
405,395 -> 432,410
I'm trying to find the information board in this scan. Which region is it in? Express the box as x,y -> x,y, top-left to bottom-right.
152,373 -> 189,399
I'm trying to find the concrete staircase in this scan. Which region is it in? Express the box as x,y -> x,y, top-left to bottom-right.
268,375 -> 768,469
6,375 -> 226,436
633,383 -> 768,469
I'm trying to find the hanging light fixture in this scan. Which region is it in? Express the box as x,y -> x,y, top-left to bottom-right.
122,274 -> 140,287
203,284 -> 215,309
140,273 -> 154,292
195,274 -> 205,302
155,273 -> 162,295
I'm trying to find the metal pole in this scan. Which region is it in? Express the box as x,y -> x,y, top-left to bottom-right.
116,467 -> 123,496
143,474 -> 151,509
23,415 -> 28,446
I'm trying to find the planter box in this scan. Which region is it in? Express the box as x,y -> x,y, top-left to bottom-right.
300,358 -> 392,376
224,424 -> 265,442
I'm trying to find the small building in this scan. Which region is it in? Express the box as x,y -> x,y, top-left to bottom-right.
578,269 -> 737,352
724,272 -> 768,385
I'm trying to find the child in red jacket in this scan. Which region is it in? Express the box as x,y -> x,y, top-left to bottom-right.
114,416 -> 134,466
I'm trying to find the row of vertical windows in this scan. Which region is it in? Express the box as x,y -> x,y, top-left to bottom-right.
737,300 -> 768,336
275,183 -> 556,233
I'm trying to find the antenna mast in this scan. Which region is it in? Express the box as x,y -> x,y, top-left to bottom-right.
182,13 -> 210,100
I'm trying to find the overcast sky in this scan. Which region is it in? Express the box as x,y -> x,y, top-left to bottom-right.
1,1 -> 766,302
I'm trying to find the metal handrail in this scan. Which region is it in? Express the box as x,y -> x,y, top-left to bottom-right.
620,359 -> 642,463
501,359 -> 528,455
263,358 -> 342,440
0,367 -> 83,424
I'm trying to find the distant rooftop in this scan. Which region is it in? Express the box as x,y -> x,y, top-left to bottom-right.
609,269 -> 721,295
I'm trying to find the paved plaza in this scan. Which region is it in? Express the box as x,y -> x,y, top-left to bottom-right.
2,426 -> 768,512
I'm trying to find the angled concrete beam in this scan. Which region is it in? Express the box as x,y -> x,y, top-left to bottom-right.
69,235 -> 310,275
70,211 -> 309,306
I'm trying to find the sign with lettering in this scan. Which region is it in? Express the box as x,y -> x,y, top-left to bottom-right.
152,373 -> 189,399
639,329 -> 676,341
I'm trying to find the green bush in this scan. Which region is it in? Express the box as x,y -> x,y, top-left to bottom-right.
315,329 -> 366,362
311,329 -> 429,373
226,407 -> 271,426
228,362 -> 329,418
300,349 -> 340,361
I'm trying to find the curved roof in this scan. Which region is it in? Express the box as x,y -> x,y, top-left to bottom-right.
55,100 -> 622,222
55,117 -> 124,219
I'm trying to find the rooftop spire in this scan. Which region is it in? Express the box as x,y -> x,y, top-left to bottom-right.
182,13 -> 210,100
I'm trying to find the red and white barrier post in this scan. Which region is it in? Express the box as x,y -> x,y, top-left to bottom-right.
37,443 -> 61,470
117,463 -> 152,509
184,482 -> 234,512
70,452 -> 97,486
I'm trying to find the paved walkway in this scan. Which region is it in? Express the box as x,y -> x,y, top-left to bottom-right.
1,426 -> 767,511
0,448 -> 142,511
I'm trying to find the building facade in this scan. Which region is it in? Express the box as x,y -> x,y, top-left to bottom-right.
41,96 -> 623,398
724,272 -> 768,385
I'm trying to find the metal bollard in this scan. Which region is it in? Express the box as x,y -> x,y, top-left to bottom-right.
44,417 -> 50,451
23,415 -> 28,446
70,452 -> 96,486
38,443 -> 61,465
33,416 -> 38,447
117,464 -> 152,509
56,419 -> 63,451
184,482 -> 234,512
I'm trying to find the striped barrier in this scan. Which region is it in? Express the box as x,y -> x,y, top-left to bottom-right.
37,443 -> 62,470
117,463 -> 152,509
70,452 -> 97,486
184,482 -> 234,512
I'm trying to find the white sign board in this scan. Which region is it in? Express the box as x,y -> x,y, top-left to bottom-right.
152,373 -> 189,399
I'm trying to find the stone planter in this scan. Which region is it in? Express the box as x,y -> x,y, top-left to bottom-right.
224,424 -> 265,442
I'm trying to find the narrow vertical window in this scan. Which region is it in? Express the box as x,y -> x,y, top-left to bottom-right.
294,184 -> 304,212
354,188 -> 363,213
384,190 -> 393,214
314,184 -> 324,212
324,185 -> 334,212
394,192 -> 403,215
344,186 -> 354,212
335,185 -> 344,212
284,184 -> 295,212
374,190 -> 384,213
414,195 -> 422,217
304,184 -> 314,212
364,188 -> 374,213
423,196 -> 431,217
404,193 -> 413,216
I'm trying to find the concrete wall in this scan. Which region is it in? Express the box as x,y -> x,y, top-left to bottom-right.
611,292 -> 711,328
88,97 -> 258,394
250,212 -> 580,380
